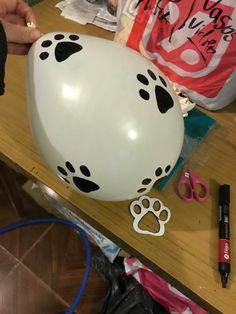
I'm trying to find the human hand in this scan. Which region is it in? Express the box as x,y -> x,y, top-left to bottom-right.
0,0 -> 41,54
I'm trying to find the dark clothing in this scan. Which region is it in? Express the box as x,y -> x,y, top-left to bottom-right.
0,22 -> 7,96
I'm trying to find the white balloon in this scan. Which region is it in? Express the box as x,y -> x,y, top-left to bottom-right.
27,32 -> 184,201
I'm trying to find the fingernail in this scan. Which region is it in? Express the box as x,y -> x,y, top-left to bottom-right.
27,22 -> 36,28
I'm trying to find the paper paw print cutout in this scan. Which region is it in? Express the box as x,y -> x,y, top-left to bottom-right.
129,196 -> 171,236
39,33 -> 82,62
57,161 -> 100,193
137,69 -> 174,114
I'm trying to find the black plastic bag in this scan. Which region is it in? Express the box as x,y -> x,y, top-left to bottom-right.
92,252 -> 169,314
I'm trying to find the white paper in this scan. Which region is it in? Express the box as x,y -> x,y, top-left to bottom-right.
56,0 -> 117,31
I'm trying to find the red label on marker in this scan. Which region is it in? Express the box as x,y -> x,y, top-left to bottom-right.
219,239 -> 230,263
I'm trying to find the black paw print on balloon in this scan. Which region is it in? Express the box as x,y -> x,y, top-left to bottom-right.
39,34 -> 83,62
137,164 -> 171,193
57,161 -> 100,193
137,69 -> 174,114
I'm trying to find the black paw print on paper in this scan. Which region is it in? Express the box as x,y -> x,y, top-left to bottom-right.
39,34 -> 83,62
137,69 -> 174,114
57,161 -> 100,193
137,164 -> 171,194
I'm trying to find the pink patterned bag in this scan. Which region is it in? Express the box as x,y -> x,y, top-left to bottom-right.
115,0 -> 236,110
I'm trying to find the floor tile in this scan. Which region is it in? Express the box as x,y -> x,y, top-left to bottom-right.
0,246 -> 18,282
0,186 -> 52,259
0,173 -> 108,313
23,224 -> 108,313
0,264 -> 68,314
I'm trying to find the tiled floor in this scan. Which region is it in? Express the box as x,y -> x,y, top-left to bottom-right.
0,173 -> 108,314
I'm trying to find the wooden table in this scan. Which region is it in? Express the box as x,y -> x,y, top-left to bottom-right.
0,1 -> 236,313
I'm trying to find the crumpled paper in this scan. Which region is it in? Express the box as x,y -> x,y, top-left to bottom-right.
56,0 -> 117,32
174,87 -> 196,117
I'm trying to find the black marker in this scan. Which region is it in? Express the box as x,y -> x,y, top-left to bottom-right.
218,184 -> 230,288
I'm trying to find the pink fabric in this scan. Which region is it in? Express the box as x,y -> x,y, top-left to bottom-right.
121,0 -> 236,110
124,257 -> 208,314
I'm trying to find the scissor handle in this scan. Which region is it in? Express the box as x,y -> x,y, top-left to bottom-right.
189,169 -> 208,201
176,169 -> 209,202
176,175 -> 194,202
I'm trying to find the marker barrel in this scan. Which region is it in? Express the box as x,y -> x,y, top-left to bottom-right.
218,184 -> 230,288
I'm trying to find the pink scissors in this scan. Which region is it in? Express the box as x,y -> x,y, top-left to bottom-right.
176,169 -> 208,202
